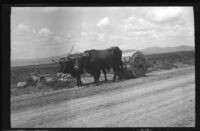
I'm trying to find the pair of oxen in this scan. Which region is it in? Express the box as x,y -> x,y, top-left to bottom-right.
55,47 -> 123,86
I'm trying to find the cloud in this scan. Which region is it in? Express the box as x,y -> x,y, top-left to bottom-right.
98,33 -> 105,40
12,25 -> 73,59
81,32 -> 88,37
127,29 -> 156,37
17,24 -> 29,32
39,28 -> 52,36
36,28 -> 54,44
97,17 -> 110,27
123,16 -> 155,32
147,7 -> 183,24
11,7 -> 194,59
12,33 -> 73,59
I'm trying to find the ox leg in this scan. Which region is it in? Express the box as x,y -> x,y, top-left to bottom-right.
97,71 -> 101,83
76,75 -> 82,86
94,76 -> 99,84
112,67 -> 117,81
102,68 -> 107,82
93,70 -> 100,84
119,63 -> 124,79
117,66 -> 122,80
93,73 -> 98,83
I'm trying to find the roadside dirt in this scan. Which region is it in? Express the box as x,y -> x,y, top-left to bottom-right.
11,67 -> 195,127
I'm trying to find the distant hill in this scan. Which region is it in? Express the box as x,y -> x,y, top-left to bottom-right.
122,45 -> 194,55
11,53 -> 72,67
11,56 -> 59,67
141,45 -> 194,55
11,45 -> 194,67
11,51 -> 83,67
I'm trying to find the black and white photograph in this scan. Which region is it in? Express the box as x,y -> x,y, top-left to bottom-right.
10,6 -> 195,127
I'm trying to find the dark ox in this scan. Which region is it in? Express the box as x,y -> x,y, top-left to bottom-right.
74,47 -> 123,84
57,56 -> 84,86
57,54 -> 110,86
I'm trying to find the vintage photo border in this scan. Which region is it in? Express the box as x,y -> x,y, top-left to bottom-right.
2,1 -> 200,130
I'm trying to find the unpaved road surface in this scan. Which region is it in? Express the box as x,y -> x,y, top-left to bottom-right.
11,67 -> 195,127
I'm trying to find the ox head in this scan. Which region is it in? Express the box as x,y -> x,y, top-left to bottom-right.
57,57 -> 73,77
73,56 -> 82,71
51,46 -> 76,77
74,52 -> 89,71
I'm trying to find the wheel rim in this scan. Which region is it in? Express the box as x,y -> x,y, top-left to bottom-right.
131,54 -> 146,77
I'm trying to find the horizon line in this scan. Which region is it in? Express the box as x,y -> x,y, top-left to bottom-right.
11,44 -> 194,61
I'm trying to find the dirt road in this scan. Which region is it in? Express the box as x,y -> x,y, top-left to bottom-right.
11,67 -> 195,127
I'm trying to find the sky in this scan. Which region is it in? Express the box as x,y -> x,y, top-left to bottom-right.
11,7 -> 194,60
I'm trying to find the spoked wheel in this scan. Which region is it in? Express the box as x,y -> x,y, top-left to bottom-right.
130,52 -> 147,78
122,50 -> 147,78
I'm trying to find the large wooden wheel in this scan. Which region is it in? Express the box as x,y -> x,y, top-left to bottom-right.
130,52 -> 147,77
122,50 -> 147,78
